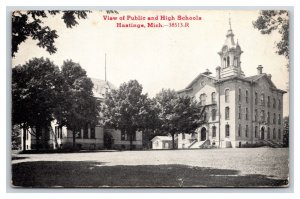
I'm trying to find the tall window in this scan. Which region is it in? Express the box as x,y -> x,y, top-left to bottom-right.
200,94 -> 206,106
278,99 -> 281,110
246,90 -> 249,103
238,124 -> 241,137
273,98 -> 276,108
254,109 -> 258,122
273,128 -> 277,139
255,92 -> 258,105
238,105 -> 241,119
211,92 -> 216,104
227,56 -> 230,67
225,106 -> 230,120
212,126 -> 216,137
83,124 -> 89,139
278,129 -> 281,139
267,96 -> 270,107
261,110 -> 265,122
255,126 -> 258,138
245,125 -> 248,137
273,113 -> 276,124
55,126 -> 58,138
225,89 -> 230,103
90,126 -> 95,139
278,114 -> 281,124
261,94 -> 265,106
211,109 -> 216,121
267,127 -> 270,139
238,88 -> 241,102
225,124 -> 230,137
245,108 -> 249,120
121,129 -> 126,140
267,112 -> 270,123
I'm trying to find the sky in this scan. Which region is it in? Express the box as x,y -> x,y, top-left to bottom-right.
12,10 -> 289,116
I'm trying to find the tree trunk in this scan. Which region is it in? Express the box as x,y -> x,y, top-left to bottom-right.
129,127 -> 133,150
22,125 -> 26,152
72,129 -> 76,149
171,133 -> 175,149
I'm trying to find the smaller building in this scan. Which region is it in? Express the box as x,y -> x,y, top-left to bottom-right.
151,136 -> 173,149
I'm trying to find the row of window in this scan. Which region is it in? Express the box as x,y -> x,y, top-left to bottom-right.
254,110 -> 281,124
210,125 -> 282,140
200,89 -> 282,109
72,125 -> 96,139
254,126 -> 282,140
253,92 -> 281,110
121,130 -> 136,141
200,92 -> 216,106
212,125 -> 230,137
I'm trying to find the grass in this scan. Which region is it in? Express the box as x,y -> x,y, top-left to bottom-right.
11,148 -> 289,188
12,161 -> 288,188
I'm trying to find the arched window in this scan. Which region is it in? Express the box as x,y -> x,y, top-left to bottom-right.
245,90 -> 249,103
211,92 -> 216,104
261,110 -> 265,122
200,93 -> 206,106
261,93 -> 265,106
225,124 -> 230,137
254,109 -> 258,122
211,109 -> 216,121
212,126 -> 217,137
225,89 -> 230,103
227,56 -> 230,67
278,99 -> 281,110
255,126 -> 258,138
238,124 -> 241,137
245,125 -> 248,137
238,88 -> 241,102
273,128 -> 277,139
267,112 -> 270,123
238,105 -> 241,119
278,114 -> 281,124
225,107 -> 230,120
255,92 -> 258,105
273,113 -> 276,124
278,129 -> 281,140
273,98 -> 276,108
267,127 -> 270,139
267,96 -> 270,107
245,108 -> 249,120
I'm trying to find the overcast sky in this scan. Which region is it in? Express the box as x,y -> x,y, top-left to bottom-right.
12,10 -> 289,116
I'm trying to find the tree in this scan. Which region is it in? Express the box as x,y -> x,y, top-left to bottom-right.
12,11 -> 90,57
12,10 -> 119,57
253,10 -> 289,60
55,60 -> 100,149
283,116 -> 289,147
12,57 -> 61,151
155,89 -> 203,149
102,80 -> 153,149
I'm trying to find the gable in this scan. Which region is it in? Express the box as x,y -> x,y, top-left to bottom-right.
178,74 -> 217,96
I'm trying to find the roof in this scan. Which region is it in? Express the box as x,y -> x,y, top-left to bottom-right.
178,72 -> 217,93
151,136 -> 173,142
91,78 -> 116,99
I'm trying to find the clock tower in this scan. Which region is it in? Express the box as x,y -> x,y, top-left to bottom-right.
218,18 -> 244,78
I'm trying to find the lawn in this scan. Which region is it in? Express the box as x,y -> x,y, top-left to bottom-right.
11,148 -> 289,187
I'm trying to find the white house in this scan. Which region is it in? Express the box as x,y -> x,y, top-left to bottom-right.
21,78 -> 143,150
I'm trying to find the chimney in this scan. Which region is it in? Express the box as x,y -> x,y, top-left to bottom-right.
257,65 -> 263,75
203,69 -> 212,76
216,66 -> 221,79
